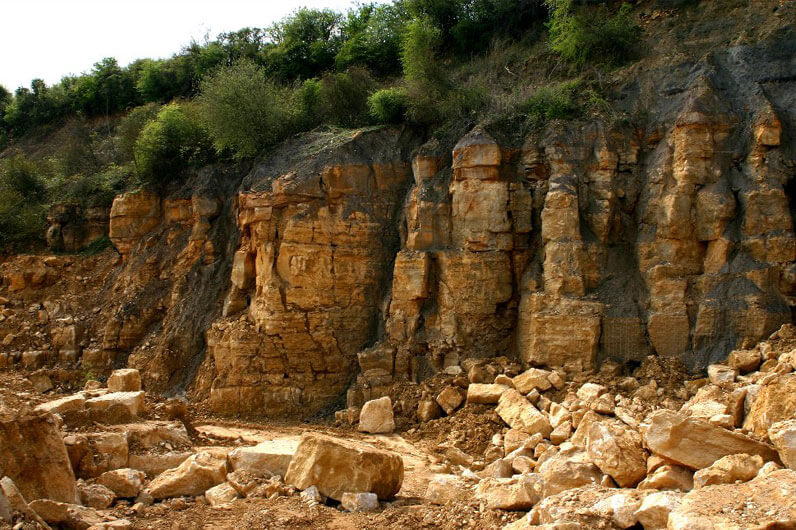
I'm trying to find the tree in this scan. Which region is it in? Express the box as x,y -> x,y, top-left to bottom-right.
335,3 -> 409,76
546,0 -> 640,67
265,8 -> 344,80
196,60 -> 297,158
134,103 -> 212,186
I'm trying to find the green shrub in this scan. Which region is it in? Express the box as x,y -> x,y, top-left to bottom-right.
546,1 -> 640,67
49,163 -> 134,208
117,103 -> 161,161
335,3 -> 408,76
294,78 -> 324,130
401,18 -> 451,124
368,88 -> 408,123
134,103 -> 212,186
522,80 -> 581,122
317,68 -> 376,128
196,60 -> 296,158
0,154 -> 48,248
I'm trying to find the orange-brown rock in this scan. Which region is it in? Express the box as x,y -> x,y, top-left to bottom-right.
642,410 -> 779,470
0,413 -> 78,504
284,433 -> 403,501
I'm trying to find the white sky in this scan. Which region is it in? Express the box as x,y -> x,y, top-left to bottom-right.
0,0 -> 370,91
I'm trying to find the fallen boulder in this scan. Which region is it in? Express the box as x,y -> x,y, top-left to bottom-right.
692,453 -> 763,489
106,369 -> 142,393
97,468 -> 146,498
0,413 -> 79,504
496,390 -> 552,437
769,419 -> 796,470
358,397 -> 395,434
424,475 -> 472,505
28,498 -> 103,529
585,417 -> 647,487
476,475 -> 542,510
466,384 -> 509,405
634,491 -> 683,530
227,439 -> 297,477
537,446 -> 604,498
205,483 -> 239,507
743,374 -> 796,436
641,410 -> 779,469
341,492 -> 379,512
637,464 -> 694,491
85,392 -> 145,423
34,395 -> 86,416
147,452 -> 227,499
284,433 -> 403,501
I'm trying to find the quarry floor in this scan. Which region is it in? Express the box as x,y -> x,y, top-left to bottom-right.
0,371 -> 519,530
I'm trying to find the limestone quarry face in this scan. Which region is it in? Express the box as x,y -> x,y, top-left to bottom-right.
0,3 -> 794,426
4,48 -> 796,417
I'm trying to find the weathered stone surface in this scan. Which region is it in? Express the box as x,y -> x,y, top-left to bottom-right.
128,452 -> 191,478
78,482 -> 116,509
693,453 -> 764,488
728,349 -> 762,373
476,475 -> 542,510
115,422 -> 189,450
106,369 -> 142,392
67,432 -> 129,479
496,390 -> 552,437
637,464 -> 694,492
417,400 -> 442,422
708,364 -> 737,385
358,396 -> 395,434
769,419 -> 796,470
97,468 -> 146,498
668,469 -> 796,530
147,452 -> 227,499
284,433 -> 403,501
537,446 -> 604,498
35,394 -> 86,415
634,491 -> 683,530
517,295 -> 603,373
227,439 -> 297,478
109,192 -> 161,256
585,418 -> 647,487
425,475 -> 472,505
642,410 -> 779,469
436,386 -> 464,415
0,476 -> 50,528
85,391 -> 145,422
205,483 -> 239,507
466,384 -> 509,404
524,485 -> 645,529
29,498 -> 104,529
341,492 -> 379,512
513,369 -> 552,394
206,131 -> 417,417
0,413 -> 78,504
743,374 -> 796,436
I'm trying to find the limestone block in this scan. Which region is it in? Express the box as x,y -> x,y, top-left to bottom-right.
284,433 -> 404,501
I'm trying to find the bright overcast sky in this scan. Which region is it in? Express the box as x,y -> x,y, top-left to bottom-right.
0,0 -> 372,91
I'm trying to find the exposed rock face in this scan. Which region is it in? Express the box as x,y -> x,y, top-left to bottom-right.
205,129 -> 419,416
46,203 -> 109,252
4,35 -> 794,420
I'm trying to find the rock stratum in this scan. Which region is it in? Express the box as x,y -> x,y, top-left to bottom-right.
1,32 -> 795,419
